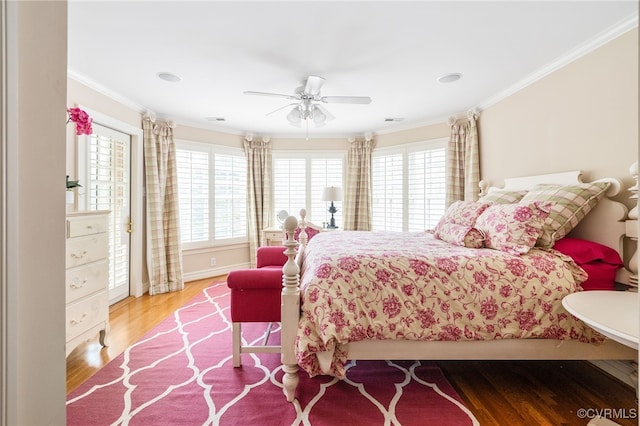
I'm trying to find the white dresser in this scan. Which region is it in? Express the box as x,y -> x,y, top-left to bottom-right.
65,210 -> 110,356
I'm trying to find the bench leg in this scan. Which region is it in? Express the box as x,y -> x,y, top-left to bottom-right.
232,322 -> 241,367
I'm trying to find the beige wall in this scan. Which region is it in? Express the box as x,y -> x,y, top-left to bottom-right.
479,29 -> 638,208
8,1 -> 68,424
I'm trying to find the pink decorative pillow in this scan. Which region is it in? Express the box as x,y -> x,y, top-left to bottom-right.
433,222 -> 485,248
475,202 -> 550,255
434,201 -> 490,230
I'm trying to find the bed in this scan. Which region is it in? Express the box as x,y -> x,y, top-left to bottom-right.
279,170 -> 637,402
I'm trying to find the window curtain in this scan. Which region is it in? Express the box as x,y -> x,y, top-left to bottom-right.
344,137 -> 375,231
445,110 -> 480,207
143,115 -> 184,295
244,136 -> 272,267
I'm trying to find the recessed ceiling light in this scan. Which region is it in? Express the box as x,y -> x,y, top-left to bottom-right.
205,117 -> 225,122
437,73 -> 462,84
157,72 -> 182,82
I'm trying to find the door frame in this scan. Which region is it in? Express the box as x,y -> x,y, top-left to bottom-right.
73,106 -> 145,298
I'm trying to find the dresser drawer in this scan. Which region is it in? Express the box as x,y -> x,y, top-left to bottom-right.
66,290 -> 109,343
67,215 -> 109,238
66,260 -> 108,304
66,233 -> 109,268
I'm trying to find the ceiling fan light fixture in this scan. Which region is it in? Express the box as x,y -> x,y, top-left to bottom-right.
312,105 -> 326,125
286,107 -> 301,124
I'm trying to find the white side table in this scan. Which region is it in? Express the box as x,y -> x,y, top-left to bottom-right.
562,291 -> 638,349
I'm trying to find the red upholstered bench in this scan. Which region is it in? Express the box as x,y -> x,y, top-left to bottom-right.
226,246 -> 287,367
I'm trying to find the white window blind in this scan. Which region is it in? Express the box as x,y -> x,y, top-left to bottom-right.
176,142 -> 247,247
214,153 -> 247,239
372,153 -> 404,231
176,148 -> 209,244
407,147 -> 446,231
273,157 -> 306,219
310,158 -> 343,225
372,140 -> 446,232
272,153 -> 344,226
86,125 -> 130,298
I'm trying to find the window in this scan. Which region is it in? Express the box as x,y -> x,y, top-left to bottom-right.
371,139 -> 446,232
272,153 -> 344,226
176,141 -> 247,247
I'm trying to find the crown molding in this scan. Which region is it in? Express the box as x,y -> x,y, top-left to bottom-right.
67,69 -> 147,114
475,12 -> 638,112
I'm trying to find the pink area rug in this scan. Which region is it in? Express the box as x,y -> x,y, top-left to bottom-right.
67,281 -> 479,425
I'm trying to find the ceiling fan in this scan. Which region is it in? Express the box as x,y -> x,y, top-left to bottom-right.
244,75 -> 372,138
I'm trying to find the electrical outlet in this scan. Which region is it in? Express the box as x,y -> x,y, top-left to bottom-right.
210,257 -> 216,267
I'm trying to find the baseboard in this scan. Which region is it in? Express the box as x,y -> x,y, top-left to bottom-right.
183,262 -> 251,283
589,360 -> 638,389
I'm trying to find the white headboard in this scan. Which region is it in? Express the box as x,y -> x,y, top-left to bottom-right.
483,170 -> 630,285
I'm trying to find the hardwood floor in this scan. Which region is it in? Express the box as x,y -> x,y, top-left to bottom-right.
67,277 -> 638,425
66,276 -> 224,394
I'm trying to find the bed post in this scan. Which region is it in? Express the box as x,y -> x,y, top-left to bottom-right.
281,216 -> 300,402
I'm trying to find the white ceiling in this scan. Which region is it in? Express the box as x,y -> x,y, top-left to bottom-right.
67,1 -> 638,139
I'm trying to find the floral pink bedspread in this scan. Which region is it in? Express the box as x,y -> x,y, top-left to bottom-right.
295,231 -> 603,377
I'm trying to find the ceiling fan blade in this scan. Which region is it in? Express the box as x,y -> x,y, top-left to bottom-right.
266,102 -> 298,116
243,90 -> 298,100
321,96 -> 372,104
316,104 -> 335,121
304,75 -> 325,96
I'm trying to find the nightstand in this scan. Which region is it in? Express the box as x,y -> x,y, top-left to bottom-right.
562,291 -> 638,349
262,228 -> 284,246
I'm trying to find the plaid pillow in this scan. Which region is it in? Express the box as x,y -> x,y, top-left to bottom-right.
520,182 -> 609,248
479,190 -> 528,204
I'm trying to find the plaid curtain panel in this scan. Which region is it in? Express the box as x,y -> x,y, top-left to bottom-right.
446,112 -> 480,207
344,139 -> 375,231
143,117 -> 184,295
244,138 -> 272,267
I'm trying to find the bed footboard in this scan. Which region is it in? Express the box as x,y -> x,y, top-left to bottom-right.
281,216 -> 300,402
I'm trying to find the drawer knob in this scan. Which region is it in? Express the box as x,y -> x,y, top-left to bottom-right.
69,279 -> 87,289
69,313 -> 88,325
70,250 -> 88,259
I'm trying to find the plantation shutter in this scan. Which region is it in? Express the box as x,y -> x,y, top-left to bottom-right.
407,147 -> 446,231
87,128 -> 130,296
310,158 -> 343,225
176,148 -> 209,243
371,153 -> 403,231
273,158 -> 306,219
214,153 -> 247,239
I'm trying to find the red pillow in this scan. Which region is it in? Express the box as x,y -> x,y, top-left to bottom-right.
578,262 -> 620,291
552,237 -> 623,265
552,237 -> 624,291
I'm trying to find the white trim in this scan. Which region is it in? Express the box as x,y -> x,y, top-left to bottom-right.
476,12 -> 639,112
0,2 -> 9,424
590,360 -> 638,390
67,70 -> 146,115
183,262 -> 250,283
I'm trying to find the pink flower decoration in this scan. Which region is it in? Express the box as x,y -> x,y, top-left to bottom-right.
67,107 -> 93,135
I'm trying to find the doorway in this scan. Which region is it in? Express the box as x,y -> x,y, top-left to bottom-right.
80,123 -> 132,304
